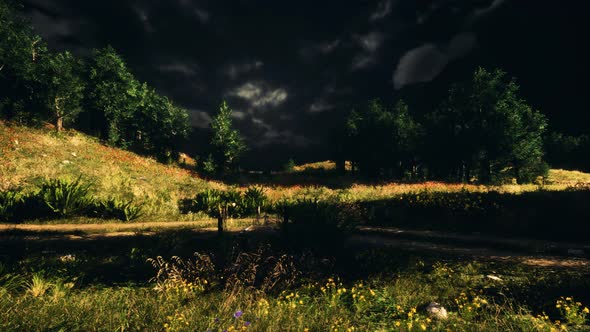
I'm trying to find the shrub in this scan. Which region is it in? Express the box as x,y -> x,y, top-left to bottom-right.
92,197 -> 143,221
39,177 -> 94,217
186,189 -> 243,233
242,186 -> 268,217
0,189 -> 23,222
273,198 -> 362,245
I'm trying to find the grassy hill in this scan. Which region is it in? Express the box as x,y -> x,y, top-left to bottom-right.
2,121 -> 590,222
0,121 -> 224,218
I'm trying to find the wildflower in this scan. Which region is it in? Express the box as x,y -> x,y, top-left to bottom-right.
234,311 -> 243,319
244,321 -> 251,327
584,307 -> 590,314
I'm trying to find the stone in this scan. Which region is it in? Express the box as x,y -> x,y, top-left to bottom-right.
486,274 -> 503,281
426,302 -> 448,320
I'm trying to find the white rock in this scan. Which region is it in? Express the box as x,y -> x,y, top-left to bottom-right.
71,152 -> 77,157
62,160 -> 72,164
426,302 -> 448,320
486,275 -> 503,281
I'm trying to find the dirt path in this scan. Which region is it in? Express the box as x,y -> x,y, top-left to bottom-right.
0,219 -> 254,234
2,221 -> 588,268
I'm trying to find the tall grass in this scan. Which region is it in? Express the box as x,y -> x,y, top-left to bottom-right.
1,257 -> 588,331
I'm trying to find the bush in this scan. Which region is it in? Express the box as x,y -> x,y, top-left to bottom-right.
242,186 -> 268,217
39,177 -> 94,217
273,198 -> 362,246
92,197 -> 143,221
0,190 -> 23,222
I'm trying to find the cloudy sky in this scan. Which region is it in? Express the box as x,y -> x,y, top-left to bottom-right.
21,0 -> 590,166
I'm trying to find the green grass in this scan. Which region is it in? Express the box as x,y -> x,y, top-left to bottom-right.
4,122 -> 590,224
1,251 -> 589,331
3,122 -> 590,331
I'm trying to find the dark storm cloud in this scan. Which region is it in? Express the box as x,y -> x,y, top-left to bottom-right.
25,0 -> 582,158
370,0 -> 394,22
393,32 -> 477,89
188,109 -> 212,128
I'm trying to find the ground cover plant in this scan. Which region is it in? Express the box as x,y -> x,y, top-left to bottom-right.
1,234 -> 589,332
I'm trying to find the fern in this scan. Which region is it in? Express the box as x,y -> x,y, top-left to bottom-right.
40,177 -> 94,217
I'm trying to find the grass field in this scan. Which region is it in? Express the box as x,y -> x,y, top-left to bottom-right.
2,122 -> 590,331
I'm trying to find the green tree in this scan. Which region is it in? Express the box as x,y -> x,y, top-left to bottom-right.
0,0 -> 48,123
38,51 -> 85,132
83,46 -> 141,143
132,87 -> 191,161
210,101 -> 246,174
344,99 -> 422,178
426,67 -> 548,183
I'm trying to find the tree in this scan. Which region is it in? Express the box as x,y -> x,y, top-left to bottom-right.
132,87 -> 191,161
83,46 -> 141,143
39,51 -> 85,132
210,101 -> 246,174
0,0 -> 48,123
344,99 -> 422,178
426,68 -> 548,183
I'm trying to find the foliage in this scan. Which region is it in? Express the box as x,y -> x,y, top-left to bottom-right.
210,100 -> 246,175
0,0 -> 48,124
37,51 -> 85,132
82,46 -> 142,144
0,189 -> 22,222
198,153 -> 217,176
283,158 -> 296,173
242,186 -> 268,216
0,6 -> 190,160
186,189 -> 243,232
344,99 -> 422,178
93,197 -> 143,221
555,296 -> 589,326
132,87 -> 191,161
0,176 -> 145,222
426,67 -> 548,183
271,197 -> 362,244
2,252 -> 589,331
39,177 -> 94,217
545,132 -> 590,172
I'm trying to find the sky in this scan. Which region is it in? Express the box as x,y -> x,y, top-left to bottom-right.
20,0 -> 590,167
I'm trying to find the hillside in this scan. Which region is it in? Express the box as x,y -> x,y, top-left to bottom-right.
2,121 -> 590,221
0,121 -> 223,217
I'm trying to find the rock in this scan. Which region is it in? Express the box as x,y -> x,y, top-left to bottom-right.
426,302 -> 448,320
71,152 -> 77,157
486,274 -> 503,281
61,160 -> 72,164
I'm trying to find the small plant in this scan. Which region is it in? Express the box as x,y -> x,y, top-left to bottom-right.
199,153 -> 217,177
190,189 -> 242,233
26,273 -> 52,298
243,186 -> 268,218
0,189 -> 23,222
283,158 -> 296,172
556,296 -> 589,326
148,253 -> 216,294
39,177 -> 94,217
94,197 -> 143,221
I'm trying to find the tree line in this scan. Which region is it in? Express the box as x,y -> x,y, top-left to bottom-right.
336,68 -> 550,184
1,1 -> 190,161
3,0 -> 588,182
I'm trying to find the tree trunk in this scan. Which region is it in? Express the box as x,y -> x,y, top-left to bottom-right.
55,96 -> 63,132
217,216 -> 224,235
